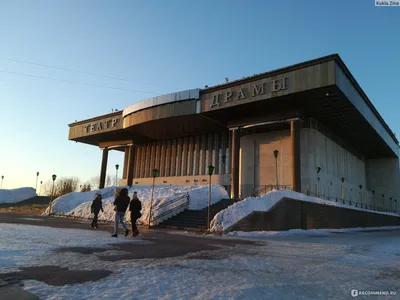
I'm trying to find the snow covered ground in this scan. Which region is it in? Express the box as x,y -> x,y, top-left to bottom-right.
1,223 -> 399,299
0,187 -> 37,204
45,184 -> 228,226
228,226 -> 400,238
210,189 -> 400,233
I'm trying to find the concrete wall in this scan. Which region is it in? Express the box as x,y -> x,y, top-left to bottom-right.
301,127 -> 400,209
301,127 -> 368,204
366,158 -> 400,207
228,198 -> 400,233
240,130 -> 292,198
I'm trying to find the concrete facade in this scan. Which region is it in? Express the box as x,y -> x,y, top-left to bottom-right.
68,54 -> 400,213
239,130 -> 292,198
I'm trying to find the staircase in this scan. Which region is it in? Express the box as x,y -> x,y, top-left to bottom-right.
156,198 -> 239,232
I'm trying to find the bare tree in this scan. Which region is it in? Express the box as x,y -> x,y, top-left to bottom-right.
53,177 -> 80,197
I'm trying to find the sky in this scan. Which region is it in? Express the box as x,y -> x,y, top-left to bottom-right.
0,0 -> 399,190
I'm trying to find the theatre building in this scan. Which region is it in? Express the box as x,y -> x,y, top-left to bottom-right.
68,54 -> 400,210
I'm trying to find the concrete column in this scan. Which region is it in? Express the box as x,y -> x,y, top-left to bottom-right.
207,133 -> 213,167
160,140 -> 166,177
188,136 -> 194,175
231,128 -> 240,199
154,141 -> 161,170
221,132 -> 226,174
145,144 -> 151,178
165,140 -> 172,177
194,136 -> 200,175
214,132 -> 220,174
291,120 -> 302,192
99,148 -> 109,189
150,142 -> 156,172
140,145 -> 146,178
127,145 -> 135,186
182,137 -> 188,176
123,147 -> 129,179
135,146 -> 141,178
200,135 -> 206,175
171,139 -> 177,176
176,138 -> 183,176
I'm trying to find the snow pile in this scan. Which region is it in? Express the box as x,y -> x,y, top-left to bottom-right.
0,187 -> 37,204
210,189 -> 400,233
228,226 -> 400,238
45,184 -> 228,226
44,186 -> 116,215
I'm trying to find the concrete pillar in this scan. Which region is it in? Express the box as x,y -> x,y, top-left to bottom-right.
231,128 -> 240,199
165,140 -> 171,177
176,138 -> 183,176
201,134 -> 207,175
291,120 -> 302,192
99,148 -> 109,189
182,137 -> 188,176
154,141 -> 161,170
160,140 -> 166,177
150,142 -> 156,172
188,136 -> 194,176
127,145 -> 135,186
171,139 -> 177,176
194,136 -> 200,175
214,132 -> 220,174
123,147 -> 129,179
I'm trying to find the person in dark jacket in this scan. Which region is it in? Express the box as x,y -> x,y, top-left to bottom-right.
91,193 -> 103,229
129,191 -> 142,237
111,187 -> 130,237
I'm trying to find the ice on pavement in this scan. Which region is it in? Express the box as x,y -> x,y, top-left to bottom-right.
1,223 -> 400,299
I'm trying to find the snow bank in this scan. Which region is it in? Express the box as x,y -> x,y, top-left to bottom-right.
228,226 -> 400,238
45,184 -> 228,226
0,187 -> 37,204
210,189 -> 400,233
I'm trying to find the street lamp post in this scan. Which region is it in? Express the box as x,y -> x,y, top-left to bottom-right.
341,177 -> 345,203
39,181 -> 43,195
389,197 -> 393,212
115,164 -> 119,186
273,150 -> 279,190
207,165 -> 215,231
148,168 -> 159,228
49,174 -> 57,215
382,194 -> 385,211
359,185 -> 363,207
1,175 -> 4,189
35,172 -> 39,192
316,167 -> 321,197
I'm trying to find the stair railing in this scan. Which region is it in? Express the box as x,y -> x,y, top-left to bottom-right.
252,184 -> 293,197
150,193 -> 190,225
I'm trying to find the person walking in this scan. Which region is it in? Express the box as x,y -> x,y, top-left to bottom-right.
91,193 -> 103,229
111,187 -> 130,237
129,191 -> 142,237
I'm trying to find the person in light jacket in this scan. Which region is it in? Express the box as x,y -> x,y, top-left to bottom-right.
91,193 -> 104,229
129,191 -> 142,237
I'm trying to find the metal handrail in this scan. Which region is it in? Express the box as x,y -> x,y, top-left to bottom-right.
150,193 -> 190,223
252,184 -> 293,197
